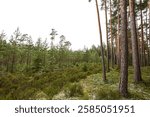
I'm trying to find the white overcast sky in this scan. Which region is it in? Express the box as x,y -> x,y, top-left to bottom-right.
0,0 -> 106,50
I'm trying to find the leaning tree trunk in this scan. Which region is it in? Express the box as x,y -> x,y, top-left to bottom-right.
104,0 -> 110,72
119,0 -> 128,97
129,0 -> 142,83
95,0 -> 106,81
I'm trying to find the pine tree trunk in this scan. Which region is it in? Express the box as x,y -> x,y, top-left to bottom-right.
129,0 -> 142,82
104,0 -> 110,72
119,0 -> 128,97
145,8 -> 149,66
140,0 -> 146,66
148,1 -> 150,65
110,0 -> 114,68
95,0 -> 106,81
117,0 -> 121,69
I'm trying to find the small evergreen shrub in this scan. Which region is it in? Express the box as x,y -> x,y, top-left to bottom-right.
95,87 -> 121,100
64,83 -> 84,97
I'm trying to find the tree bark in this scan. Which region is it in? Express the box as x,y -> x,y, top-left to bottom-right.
148,1 -> 150,65
145,7 -> 149,66
129,0 -> 142,82
95,0 -> 106,81
119,0 -> 128,97
140,0 -> 146,66
104,0 -> 110,72
117,0 -> 121,69
110,0 -> 114,68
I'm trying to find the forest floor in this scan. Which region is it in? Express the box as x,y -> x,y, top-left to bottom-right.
53,67 -> 150,100
0,66 -> 150,100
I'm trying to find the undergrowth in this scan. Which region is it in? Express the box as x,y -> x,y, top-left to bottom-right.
0,63 -> 101,99
0,66 -> 150,100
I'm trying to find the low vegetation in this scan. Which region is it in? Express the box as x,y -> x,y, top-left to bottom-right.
0,63 -> 101,99
52,66 -> 150,100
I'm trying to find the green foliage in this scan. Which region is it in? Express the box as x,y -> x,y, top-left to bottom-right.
0,27 -> 150,100
82,63 -> 88,72
32,57 -> 43,72
0,62 -> 101,99
75,66 -> 150,100
64,83 -> 84,97
95,87 -> 121,100
0,28 -> 102,74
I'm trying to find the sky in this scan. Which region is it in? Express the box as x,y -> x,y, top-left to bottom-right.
0,0 -> 106,50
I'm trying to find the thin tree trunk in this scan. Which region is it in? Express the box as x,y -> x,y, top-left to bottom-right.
145,8 -> 149,66
148,1 -> 150,65
110,0 -> 114,68
95,0 -> 106,81
117,0 -> 121,69
119,0 -> 128,97
129,0 -> 142,82
140,0 -> 146,66
104,0 -> 110,72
